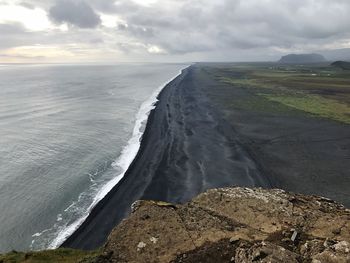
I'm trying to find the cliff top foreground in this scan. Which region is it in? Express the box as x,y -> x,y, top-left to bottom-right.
102,187 -> 350,263
1,187 -> 350,262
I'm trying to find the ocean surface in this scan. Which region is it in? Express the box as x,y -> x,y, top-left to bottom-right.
0,63 -> 186,253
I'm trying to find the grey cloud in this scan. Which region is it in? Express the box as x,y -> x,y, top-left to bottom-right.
115,42 -> 145,53
117,24 -> 154,38
89,38 -> 104,44
0,22 -> 28,35
89,0 -> 139,14
107,0 -> 350,56
49,0 -> 101,28
89,0 -> 119,13
2,0 -> 350,61
0,21 -> 106,52
0,23 -> 32,49
19,2 -> 35,9
0,53 -> 45,59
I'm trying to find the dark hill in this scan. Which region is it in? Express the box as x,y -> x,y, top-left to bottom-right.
331,60 -> 350,70
279,53 -> 326,64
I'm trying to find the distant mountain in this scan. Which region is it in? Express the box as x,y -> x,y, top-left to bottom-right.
331,61 -> 350,70
278,53 -> 327,64
319,48 -> 350,61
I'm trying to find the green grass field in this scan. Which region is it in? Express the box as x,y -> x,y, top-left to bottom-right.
217,63 -> 350,124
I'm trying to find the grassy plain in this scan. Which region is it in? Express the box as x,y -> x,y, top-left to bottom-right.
217,63 -> 350,124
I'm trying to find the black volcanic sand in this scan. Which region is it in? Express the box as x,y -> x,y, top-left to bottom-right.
63,64 -> 350,250
197,63 -> 350,206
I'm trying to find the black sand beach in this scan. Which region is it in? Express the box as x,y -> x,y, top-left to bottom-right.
63,64 -> 350,250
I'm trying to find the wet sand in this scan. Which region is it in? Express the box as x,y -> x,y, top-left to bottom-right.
63,63 -> 350,250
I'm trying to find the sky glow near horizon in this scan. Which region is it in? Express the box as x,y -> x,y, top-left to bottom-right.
0,0 -> 349,63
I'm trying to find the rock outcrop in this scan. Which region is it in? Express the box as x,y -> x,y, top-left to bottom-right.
278,53 -> 326,64
97,187 -> 350,263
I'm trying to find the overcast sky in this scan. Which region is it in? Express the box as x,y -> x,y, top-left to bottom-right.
0,0 -> 349,63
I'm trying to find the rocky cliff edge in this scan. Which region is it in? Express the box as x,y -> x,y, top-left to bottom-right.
92,187 -> 350,263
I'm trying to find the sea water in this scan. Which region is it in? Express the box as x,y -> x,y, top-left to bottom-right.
0,63 -> 186,252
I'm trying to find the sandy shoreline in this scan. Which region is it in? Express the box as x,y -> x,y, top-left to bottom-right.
62,65 -> 271,249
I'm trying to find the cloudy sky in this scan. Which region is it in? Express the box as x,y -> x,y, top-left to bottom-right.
0,0 -> 349,63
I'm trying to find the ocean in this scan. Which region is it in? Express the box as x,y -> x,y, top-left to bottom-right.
0,63 -> 186,253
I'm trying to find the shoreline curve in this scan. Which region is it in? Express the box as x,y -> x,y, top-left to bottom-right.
54,66 -> 190,249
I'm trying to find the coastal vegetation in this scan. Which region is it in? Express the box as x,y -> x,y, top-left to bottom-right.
218,63 -> 350,124
0,248 -> 100,263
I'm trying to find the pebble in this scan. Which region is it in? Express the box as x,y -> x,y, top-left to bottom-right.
333,241 -> 350,253
150,237 -> 158,244
332,228 -> 341,235
229,236 -> 240,243
141,214 -> 150,220
137,241 -> 146,251
291,230 -> 298,242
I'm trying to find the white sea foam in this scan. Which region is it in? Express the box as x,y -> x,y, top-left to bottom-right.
46,65 -> 189,249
